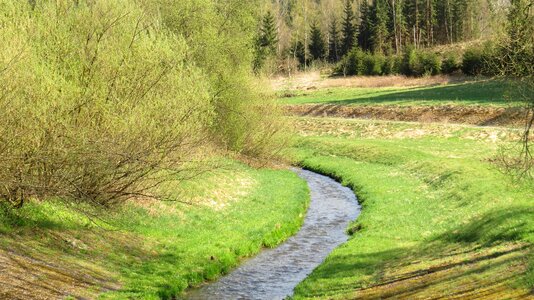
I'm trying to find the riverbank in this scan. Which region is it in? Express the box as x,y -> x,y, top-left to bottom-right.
290,117 -> 534,299
188,170 -> 360,299
0,161 -> 309,299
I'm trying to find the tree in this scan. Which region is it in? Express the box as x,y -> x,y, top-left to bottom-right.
391,0 -> 406,53
341,0 -> 356,56
258,11 -> 279,54
253,11 -> 279,71
371,0 -> 390,53
358,0 -> 372,51
497,0 -> 534,178
328,18 -> 341,62
289,39 -> 306,66
309,22 -> 326,61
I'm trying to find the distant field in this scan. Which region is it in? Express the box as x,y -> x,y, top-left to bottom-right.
290,117 -> 534,299
280,80 -> 522,107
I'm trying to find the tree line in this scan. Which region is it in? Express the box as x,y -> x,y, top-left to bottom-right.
255,0 -> 504,71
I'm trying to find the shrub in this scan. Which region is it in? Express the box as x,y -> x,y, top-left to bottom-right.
401,45 -> 421,76
363,53 -> 384,76
462,48 -> 485,76
442,55 -> 461,74
0,0 -> 285,208
419,51 -> 442,76
339,48 -> 365,76
382,55 -> 400,75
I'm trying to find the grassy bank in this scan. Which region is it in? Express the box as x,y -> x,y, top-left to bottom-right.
290,117 -> 533,299
280,80 -> 522,107
0,161 -> 309,299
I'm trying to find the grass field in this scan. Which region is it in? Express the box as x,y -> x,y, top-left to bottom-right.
280,80 -> 523,107
289,117 -> 534,299
0,161 -> 309,299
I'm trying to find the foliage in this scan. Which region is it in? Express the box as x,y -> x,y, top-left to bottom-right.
328,19 -> 340,62
254,11 -> 279,71
493,0 -> 534,178
419,51 -> 442,76
0,0 -> 286,208
341,0 -> 357,57
442,54 -> 461,74
308,23 -> 326,61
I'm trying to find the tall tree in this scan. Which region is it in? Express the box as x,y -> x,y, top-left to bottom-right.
422,0 -> 436,46
391,0 -> 406,53
253,11 -> 279,71
309,22 -> 326,60
371,0 -> 391,53
341,0 -> 356,56
358,0 -> 372,51
258,11 -> 279,54
328,18 -> 341,62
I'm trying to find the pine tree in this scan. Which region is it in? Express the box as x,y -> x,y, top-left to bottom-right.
309,22 -> 326,61
289,40 -> 306,66
328,18 -> 340,62
421,0 -> 436,46
371,0 -> 390,53
253,11 -> 278,71
358,0 -> 372,51
391,0 -> 407,53
341,0 -> 356,56
258,11 -> 279,55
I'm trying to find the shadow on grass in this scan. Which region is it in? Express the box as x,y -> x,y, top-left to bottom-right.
297,207 -> 534,299
326,81 -> 509,105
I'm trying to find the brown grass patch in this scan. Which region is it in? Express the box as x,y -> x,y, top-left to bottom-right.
293,117 -> 521,142
272,71 -> 472,92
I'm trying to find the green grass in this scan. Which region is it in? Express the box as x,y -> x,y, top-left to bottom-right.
0,161 -> 309,299
290,117 -> 534,299
280,80 -> 522,107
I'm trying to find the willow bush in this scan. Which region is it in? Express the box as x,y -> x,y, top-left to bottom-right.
0,0 -> 284,208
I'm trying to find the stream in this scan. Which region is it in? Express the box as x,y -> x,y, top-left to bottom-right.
187,169 -> 361,300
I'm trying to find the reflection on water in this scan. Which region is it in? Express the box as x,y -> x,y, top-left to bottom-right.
187,169 -> 361,300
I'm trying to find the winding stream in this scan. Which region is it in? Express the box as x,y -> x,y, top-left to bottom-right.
187,169 -> 361,300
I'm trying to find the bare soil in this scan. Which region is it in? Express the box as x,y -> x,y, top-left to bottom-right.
286,104 -> 528,127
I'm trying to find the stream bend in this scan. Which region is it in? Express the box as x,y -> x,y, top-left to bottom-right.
187,169 -> 361,300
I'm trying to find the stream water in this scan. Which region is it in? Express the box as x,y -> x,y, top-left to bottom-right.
187,169 -> 361,300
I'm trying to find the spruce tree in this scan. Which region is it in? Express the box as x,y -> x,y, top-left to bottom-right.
371,0 -> 390,53
253,11 -> 279,71
328,18 -> 340,62
341,0 -> 356,56
258,11 -> 279,55
309,23 -> 326,61
358,0 -> 372,51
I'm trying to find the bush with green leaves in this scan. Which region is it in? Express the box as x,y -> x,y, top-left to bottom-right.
419,51 -> 442,76
461,48 -> 485,76
401,45 -> 421,76
442,55 -> 461,74
363,53 -> 385,76
0,0 -> 286,208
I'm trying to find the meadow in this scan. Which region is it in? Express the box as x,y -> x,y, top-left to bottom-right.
289,116 -> 533,299
280,79 -> 523,107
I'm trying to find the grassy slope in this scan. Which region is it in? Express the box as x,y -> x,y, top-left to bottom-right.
0,162 -> 309,299
280,80 -> 522,107
290,117 -> 534,299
